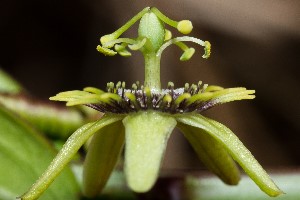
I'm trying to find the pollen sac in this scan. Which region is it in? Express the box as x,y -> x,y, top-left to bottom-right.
177,20 -> 193,34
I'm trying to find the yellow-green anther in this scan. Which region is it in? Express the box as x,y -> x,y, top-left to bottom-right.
167,81 -> 174,89
117,49 -> 132,57
164,29 -> 172,41
177,20 -> 193,34
96,45 -> 117,56
84,87 -> 105,94
132,83 -> 138,90
201,84 -> 208,92
180,48 -> 195,61
191,84 -> 197,90
175,41 -> 195,61
185,83 -> 190,91
203,41 -> 211,59
116,81 -> 122,90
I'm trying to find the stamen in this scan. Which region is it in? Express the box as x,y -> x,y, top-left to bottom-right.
115,43 -> 132,57
164,29 -> 172,41
96,45 -> 117,56
100,7 -> 150,45
177,20 -> 193,34
150,7 -> 193,34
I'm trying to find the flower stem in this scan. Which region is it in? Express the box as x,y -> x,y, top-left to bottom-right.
144,52 -> 161,91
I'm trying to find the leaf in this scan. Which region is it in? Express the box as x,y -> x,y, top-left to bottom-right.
0,106 -> 79,200
0,68 -> 23,94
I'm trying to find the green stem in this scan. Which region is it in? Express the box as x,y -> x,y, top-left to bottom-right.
143,52 -> 161,91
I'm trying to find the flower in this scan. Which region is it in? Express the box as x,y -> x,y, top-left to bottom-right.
20,7 -> 283,200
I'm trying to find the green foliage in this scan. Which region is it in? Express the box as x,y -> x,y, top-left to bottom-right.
0,106 -> 80,200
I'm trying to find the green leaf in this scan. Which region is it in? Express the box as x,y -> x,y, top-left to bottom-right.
175,113 -> 283,197
0,94 -> 84,139
177,123 -> 240,185
0,106 -> 79,200
122,111 -> 177,192
0,68 -> 23,94
83,121 -> 125,197
186,173 -> 300,200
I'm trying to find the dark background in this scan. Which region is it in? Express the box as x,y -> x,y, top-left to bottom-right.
0,0 -> 299,169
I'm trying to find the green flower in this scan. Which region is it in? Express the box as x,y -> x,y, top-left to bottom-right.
20,7 -> 283,200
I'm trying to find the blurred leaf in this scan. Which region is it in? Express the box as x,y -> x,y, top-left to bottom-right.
0,106 -> 80,200
0,68 -> 23,94
186,173 -> 300,200
0,94 -> 85,139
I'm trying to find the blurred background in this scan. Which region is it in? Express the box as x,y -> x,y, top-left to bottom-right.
0,0 -> 299,171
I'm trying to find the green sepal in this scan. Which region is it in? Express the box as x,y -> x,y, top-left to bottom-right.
20,114 -> 124,200
83,121 -> 125,197
122,111 -> 177,192
177,123 -> 240,185
175,113 -> 283,197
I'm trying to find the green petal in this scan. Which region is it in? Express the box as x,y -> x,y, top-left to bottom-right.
83,121 -> 125,197
175,113 -> 283,197
20,114 -> 124,200
122,111 -> 177,192
177,123 -> 240,185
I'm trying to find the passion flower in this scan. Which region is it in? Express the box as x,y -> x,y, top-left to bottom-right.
20,7 -> 282,200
